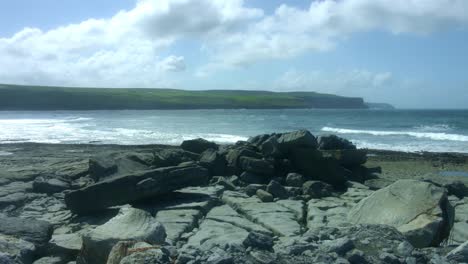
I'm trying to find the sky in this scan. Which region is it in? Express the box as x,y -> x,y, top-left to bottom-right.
0,0 -> 467,108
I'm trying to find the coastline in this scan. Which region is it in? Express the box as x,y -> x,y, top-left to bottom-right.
1,133 -> 467,263
1,142 -> 467,185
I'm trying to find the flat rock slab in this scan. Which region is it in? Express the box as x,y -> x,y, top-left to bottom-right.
0,234 -> 36,264
155,209 -> 201,243
348,179 -> 454,248
65,164 -> 209,214
222,191 -> 302,237
0,216 -> 53,250
184,205 -> 271,252
80,207 -> 166,264
307,197 -> 355,229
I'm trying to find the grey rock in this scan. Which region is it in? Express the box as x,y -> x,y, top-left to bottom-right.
49,233 -> 82,257
291,148 -> 348,186
239,157 -> 274,176
243,232 -> 274,250
0,234 -> 35,264
302,180 -> 333,198
222,191 -> 302,237
79,207 -> 166,264
347,249 -> 367,264
155,209 -> 201,243
396,241 -> 414,256
240,172 -> 265,184
244,184 -> 266,196
256,189 -> 273,203
65,164 -> 209,214
0,216 -> 53,251
184,205 -> 271,252
17,196 -> 72,226
259,136 -> 282,158
321,149 -> 367,168
364,178 -> 394,190
285,173 -> 304,187
214,178 -> 236,191
446,240 -> 468,262
348,180 -> 454,248
444,181 -> 468,199
322,238 -> 354,256
152,149 -> 199,168
277,130 -> 318,152
181,138 -> 218,154
206,251 -> 233,264
379,253 -> 401,264
266,180 -> 288,199
249,250 -> 277,264
33,177 -> 70,194
318,135 -> 356,150
199,149 -> 226,176
88,156 -> 118,180
33,256 -> 64,264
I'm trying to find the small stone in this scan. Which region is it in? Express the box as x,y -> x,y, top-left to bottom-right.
256,189 -> 273,203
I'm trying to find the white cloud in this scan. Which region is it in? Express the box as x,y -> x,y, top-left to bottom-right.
159,56 -> 186,72
0,0 -> 467,85
198,0 -> 468,74
0,0 -> 262,87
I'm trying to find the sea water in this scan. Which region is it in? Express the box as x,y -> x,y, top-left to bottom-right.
0,109 -> 467,153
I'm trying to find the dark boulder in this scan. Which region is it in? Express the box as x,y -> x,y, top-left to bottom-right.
302,180 -> 333,198
321,149 -> 367,168
65,164 -> 210,215
277,130 -> 317,153
266,180 -> 288,199
285,173 -> 305,187
291,148 -> 348,186
240,171 -> 266,184
225,146 -> 262,174
89,156 -> 118,180
444,181 -> 468,199
181,138 -> 218,154
199,149 -> 227,176
318,135 -> 356,150
243,232 -> 274,250
0,216 -> 53,252
239,157 -> 275,176
259,136 -> 282,158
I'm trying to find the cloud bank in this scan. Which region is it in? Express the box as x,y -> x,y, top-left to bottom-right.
0,0 -> 467,87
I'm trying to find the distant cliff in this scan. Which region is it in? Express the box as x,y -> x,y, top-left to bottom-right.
366,102 -> 395,109
0,84 -> 368,110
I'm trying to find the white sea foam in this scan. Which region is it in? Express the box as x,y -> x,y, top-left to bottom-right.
321,127 -> 468,142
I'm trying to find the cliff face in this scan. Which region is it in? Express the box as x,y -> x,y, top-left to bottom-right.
0,84 -> 368,110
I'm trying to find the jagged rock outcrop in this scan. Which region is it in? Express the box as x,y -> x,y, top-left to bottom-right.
65,164 -> 209,214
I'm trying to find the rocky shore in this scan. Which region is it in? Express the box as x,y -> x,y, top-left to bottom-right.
1,130 -> 467,264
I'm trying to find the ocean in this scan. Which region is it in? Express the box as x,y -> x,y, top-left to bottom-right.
0,109 -> 467,153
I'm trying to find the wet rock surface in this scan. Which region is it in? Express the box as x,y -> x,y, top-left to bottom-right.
0,131 -> 467,263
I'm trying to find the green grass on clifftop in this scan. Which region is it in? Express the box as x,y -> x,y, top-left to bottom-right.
0,84 -> 367,110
